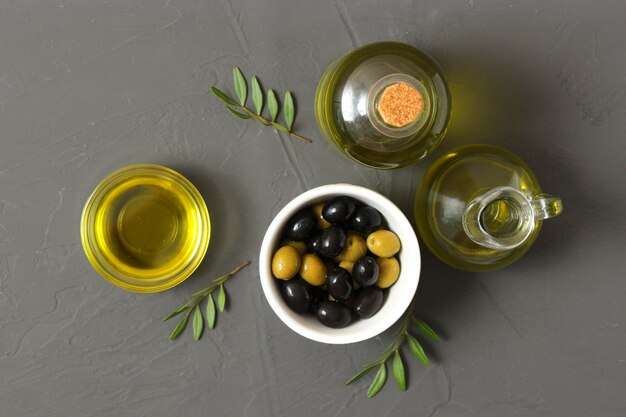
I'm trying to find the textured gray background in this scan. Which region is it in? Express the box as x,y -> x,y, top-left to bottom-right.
0,0 -> 625,416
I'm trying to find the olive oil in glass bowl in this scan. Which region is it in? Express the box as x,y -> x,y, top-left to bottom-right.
81,164 -> 210,292
315,41 -> 451,169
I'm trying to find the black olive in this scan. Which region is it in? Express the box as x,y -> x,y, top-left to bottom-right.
310,286 -> 327,312
322,197 -> 356,225
318,226 -> 346,258
284,209 -> 317,241
316,301 -> 352,328
352,287 -> 384,319
280,278 -> 313,314
322,258 -> 337,274
306,231 -> 322,254
349,206 -> 382,234
326,267 -> 353,301
346,196 -> 362,208
352,256 -> 379,287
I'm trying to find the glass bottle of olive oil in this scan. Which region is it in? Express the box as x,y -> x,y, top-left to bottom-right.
315,41 -> 451,169
414,145 -> 563,272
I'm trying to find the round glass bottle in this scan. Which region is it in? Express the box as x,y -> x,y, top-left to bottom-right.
315,41 -> 451,169
415,145 -> 563,272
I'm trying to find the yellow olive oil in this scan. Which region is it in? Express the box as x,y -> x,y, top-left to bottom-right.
82,165 -> 210,292
414,145 -> 551,271
315,42 -> 450,169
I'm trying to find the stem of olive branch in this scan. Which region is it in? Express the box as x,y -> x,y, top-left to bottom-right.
163,260 -> 251,326
287,131 -> 313,143
234,105 -> 313,143
186,260 -> 252,307
374,297 -> 418,364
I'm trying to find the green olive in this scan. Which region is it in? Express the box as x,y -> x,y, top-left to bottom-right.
366,230 -> 401,258
299,254 -> 327,286
272,245 -> 301,280
335,233 -> 368,263
281,239 -> 307,255
338,261 -> 354,274
313,203 -> 332,229
375,257 -> 400,288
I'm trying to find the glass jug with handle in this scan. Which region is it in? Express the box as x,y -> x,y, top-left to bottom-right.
415,144 -> 563,272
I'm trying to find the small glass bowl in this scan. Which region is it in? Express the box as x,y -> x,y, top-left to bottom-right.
80,164 -> 210,293
315,41 -> 451,169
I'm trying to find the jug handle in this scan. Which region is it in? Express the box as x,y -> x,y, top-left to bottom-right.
530,194 -> 563,221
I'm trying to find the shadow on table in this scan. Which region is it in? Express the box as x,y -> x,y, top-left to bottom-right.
165,162 -> 250,285
407,46 -> 594,362
427,46 -> 586,263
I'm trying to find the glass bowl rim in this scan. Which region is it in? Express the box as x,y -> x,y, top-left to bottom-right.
80,164 -> 210,293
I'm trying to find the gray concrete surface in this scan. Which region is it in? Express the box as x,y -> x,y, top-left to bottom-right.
1,1 -> 625,416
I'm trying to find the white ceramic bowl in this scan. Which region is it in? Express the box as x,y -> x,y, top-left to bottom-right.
259,184 -> 421,344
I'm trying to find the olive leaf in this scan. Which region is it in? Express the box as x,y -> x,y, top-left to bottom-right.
271,122 -> 289,133
251,76 -> 263,115
407,333 -> 429,366
392,351 -> 406,391
248,112 -> 271,126
267,89 -> 278,122
283,91 -> 295,131
346,309 -> 442,398
210,87 -> 238,106
169,310 -> 191,340
233,67 -> 247,105
210,69 -> 312,143
367,363 -> 387,398
217,284 -> 227,312
193,305 -> 204,341
164,261 -> 250,341
163,305 -> 188,322
206,294 -> 216,329
226,106 -> 251,120
412,318 -> 441,343
346,363 -> 378,385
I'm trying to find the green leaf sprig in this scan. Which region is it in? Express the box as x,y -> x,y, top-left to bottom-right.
346,304 -> 442,398
164,260 -> 251,340
211,67 -> 312,143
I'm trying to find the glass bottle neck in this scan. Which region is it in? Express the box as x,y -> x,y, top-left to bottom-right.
367,74 -> 431,138
462,187 -> 536,250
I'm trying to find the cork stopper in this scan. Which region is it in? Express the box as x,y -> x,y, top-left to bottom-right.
376,82 -> 424,127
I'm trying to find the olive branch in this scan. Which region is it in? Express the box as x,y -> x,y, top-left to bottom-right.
211,67 -> 312,143
163,259 -> 441,398
163,260 -> 251,340
347,300 -> 442,398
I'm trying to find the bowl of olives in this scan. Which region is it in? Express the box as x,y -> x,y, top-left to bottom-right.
259,184 -> 420,344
